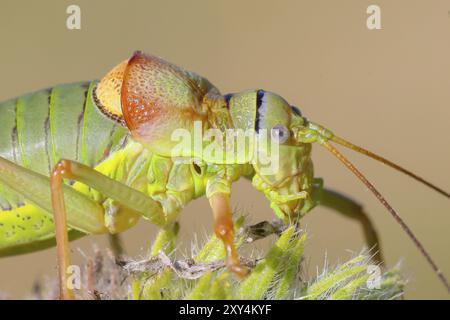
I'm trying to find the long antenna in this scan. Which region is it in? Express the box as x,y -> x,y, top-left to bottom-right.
322,141 -> 450,294
331,135 -> 450,198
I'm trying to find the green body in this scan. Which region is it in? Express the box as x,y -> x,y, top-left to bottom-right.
0,79 -> 383,278
0,82 -> 254,256
3,52 -> 442,294
0,59 -> 341,260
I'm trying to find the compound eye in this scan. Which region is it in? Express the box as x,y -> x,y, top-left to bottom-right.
271,124 -> 290,144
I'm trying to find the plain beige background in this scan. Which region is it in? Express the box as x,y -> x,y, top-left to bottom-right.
0,0 -> 449,299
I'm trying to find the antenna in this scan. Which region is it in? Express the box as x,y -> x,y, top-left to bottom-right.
331,135 -> 450,198
322,141 -> 450,294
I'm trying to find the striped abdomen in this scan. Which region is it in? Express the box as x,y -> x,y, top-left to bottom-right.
0,81 -> 128,175
0,82 -> 129,255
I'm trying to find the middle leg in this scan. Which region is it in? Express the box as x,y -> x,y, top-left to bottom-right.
206,170 -> 248,278
209,192 -> 248,278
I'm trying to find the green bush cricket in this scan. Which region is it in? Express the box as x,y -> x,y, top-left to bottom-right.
0,51 -> 448,299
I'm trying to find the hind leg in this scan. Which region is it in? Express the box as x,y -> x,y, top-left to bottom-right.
50,159 -> 169,299
314,185 -> 384,265
0,155 -> 167,299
